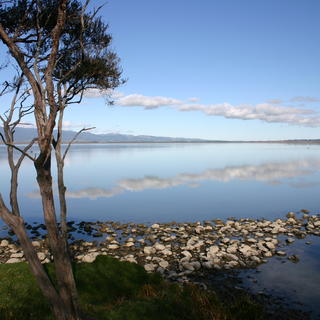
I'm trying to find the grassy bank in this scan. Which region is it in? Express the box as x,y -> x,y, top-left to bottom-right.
0,256 -> 264,320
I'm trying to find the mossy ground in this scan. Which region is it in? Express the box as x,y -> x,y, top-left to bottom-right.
0,256 -> 264,320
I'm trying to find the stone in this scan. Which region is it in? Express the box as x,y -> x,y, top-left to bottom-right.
286,238 -> 295,244
108,244 -> 119,250
0,240 -> 9,247
144,246 -> 156,255
286,212 -> 296,219
10,252 -> 24,258
181,250 -> 192,259
144,263 -> 156,272
82,252 -> 99,263
265,242 -> 275,250
125,242 -> 135,247
151,224 -> 160,229
276,250 -> 286,256
6,258 -> 21,264
154,243 -> 166,251
32,241 -> 41,247
37,252 -> 46,261
159,260 -> 169,269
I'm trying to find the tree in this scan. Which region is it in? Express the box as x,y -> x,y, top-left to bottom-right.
0,1 -> 123,319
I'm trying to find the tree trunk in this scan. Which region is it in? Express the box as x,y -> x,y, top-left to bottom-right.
0,205 -> 76,320
35,155 -> 80,320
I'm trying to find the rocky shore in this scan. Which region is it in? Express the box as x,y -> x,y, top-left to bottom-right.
1,211 -> 319,283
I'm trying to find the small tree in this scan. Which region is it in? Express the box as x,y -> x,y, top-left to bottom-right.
0,1 -> 123,319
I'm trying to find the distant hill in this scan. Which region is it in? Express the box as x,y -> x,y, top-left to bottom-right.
0,127 -> 205,143
0,127 -> 319,144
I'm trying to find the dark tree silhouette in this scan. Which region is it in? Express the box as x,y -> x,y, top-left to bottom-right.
0,1 -> 123,319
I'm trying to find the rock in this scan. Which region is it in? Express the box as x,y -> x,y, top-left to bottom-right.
286,238 -> 295,244
37,252 -> 46,261
144,246 -> 156,255
0,240 -> 9,247
154,243 -> 166,251
162,249 -> 172,256
276,250 -> 286,256
10,252 -> 24,258
144,263 -> 156,272
125,242 -> 135,247
181,250 -> 192,259
265,242 -> 275,250
286,212 -> 296,219
108,244 -> 119,250
288,255 -> 300,263
6,258 -> 21,263
82,252 -> 99,263
181,262 -> 195,272
32,241 -> 41,247
159,260 -> 169,269
314,221 -> 320,227
151,224 -> 160,229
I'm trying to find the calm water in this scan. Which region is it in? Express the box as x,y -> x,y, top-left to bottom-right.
1,143 -> 320,222
1,143 -> 320,317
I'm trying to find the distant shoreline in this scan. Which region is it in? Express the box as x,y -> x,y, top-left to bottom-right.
1,139 -> 320,145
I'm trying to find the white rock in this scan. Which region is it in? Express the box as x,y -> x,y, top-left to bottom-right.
143,246 -> 155,255
314,221 -> 320,227
181,250 -> 192,259
108,244 -> 119,250
159,260 -> 169,269
151,224 -> 160,229
37,252 -> 46,261
32,241 -> 41,247
125,242 -> 135,247
154,243 -> 166,251
6,258 -> 21,264
82,252 -> 99,263
265,242 -> 275,250
0,240 -> 9,247
144,263 -> 156,272
162,249 -> 172,256
10,252 -> 24,258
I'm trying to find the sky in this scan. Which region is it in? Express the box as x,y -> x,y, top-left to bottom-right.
1,0 -> 320,140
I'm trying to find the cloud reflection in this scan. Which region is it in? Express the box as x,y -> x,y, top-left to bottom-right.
26,158 -> 320,200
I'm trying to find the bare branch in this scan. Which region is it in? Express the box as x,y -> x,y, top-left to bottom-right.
0,133 -> 36,162
16,138 -> 38,169
62,127 -> 95,161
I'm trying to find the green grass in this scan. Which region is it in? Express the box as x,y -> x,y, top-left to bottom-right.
0,256 -> 263,320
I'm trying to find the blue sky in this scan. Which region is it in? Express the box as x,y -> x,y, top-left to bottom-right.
2,0 -> 320,140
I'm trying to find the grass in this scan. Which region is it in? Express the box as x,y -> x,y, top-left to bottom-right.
0,256 -> 264,320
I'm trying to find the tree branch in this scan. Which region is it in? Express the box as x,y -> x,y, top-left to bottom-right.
62,127 -> 95,161
0,133 -> 36,162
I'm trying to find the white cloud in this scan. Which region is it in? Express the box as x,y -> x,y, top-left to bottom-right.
177,103 -> 320,127
16,122 -> 36,128
188,97 -> 200,103
117,94 -> 183,109
289,96 -> 319,103
83,88 -> 124,99
266,99 -> 284,104
62,121 -> 92,130
113,93 -> 320,127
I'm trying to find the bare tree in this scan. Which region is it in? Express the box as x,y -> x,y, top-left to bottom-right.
0,1 -> 123,319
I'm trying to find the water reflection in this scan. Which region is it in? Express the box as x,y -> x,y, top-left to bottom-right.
27,158 -> 320,200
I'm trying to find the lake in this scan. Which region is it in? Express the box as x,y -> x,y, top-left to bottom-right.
1,143 -> 320,317
1,143 -> 320,222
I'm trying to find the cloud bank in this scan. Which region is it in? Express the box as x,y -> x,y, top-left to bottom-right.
113,93 -> 320,127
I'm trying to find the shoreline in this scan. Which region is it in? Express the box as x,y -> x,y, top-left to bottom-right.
1,211 -> 320,318
1,211 -> 319,272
